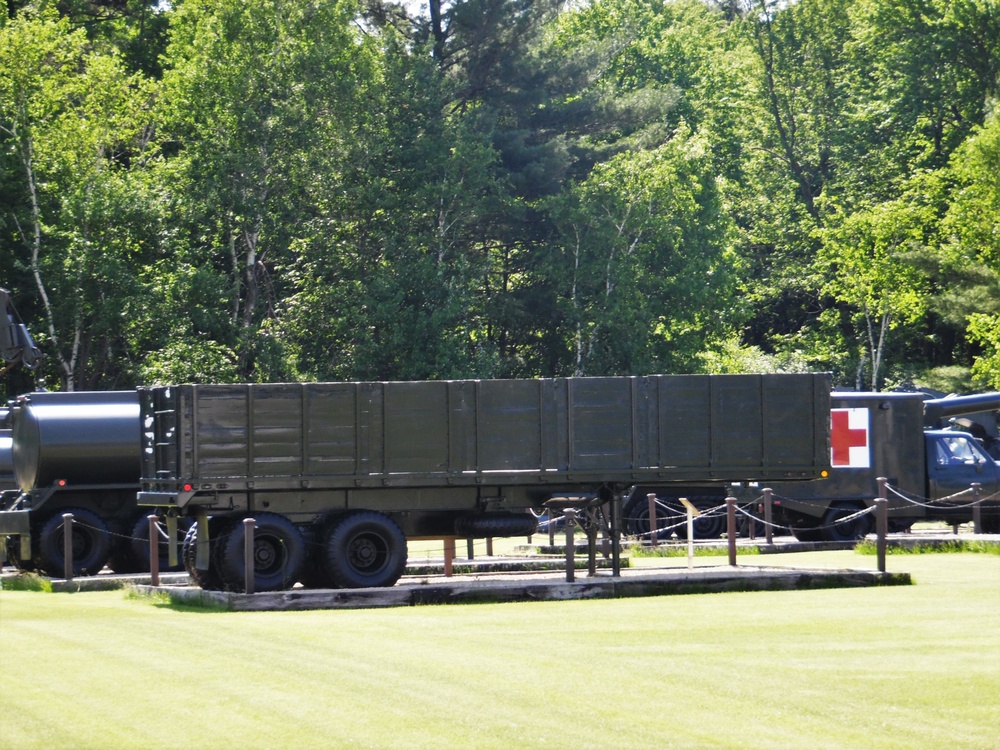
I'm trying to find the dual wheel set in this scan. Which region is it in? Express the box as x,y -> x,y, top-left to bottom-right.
181,510 -> 408,593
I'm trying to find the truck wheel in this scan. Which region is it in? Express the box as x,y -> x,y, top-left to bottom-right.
322,511 -> 407,588
217,513 -> 306,592
820,503 -> 873,543
181,519 -> 226,591
980,515 -> 1000,534
36,508 -> 112,576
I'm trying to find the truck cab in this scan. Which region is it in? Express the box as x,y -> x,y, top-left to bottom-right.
925,430 -> 1000,509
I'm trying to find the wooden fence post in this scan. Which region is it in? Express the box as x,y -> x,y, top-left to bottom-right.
972,483 -> 982,535
876,477 -> 888,573
243,518 -> 256,595
763,488 -> 773,545
62,513 -> 74,581
564,508 -> 576,582
148,514 -> 160,587
647,493 -> 658,547
726,498 -> 737,567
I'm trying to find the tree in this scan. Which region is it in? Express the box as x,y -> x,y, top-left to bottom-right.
818,199 -> 931,390
0,7 -> 157,390
158,0 -> 376,381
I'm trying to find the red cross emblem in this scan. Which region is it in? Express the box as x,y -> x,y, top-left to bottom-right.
830,408 -> 870,468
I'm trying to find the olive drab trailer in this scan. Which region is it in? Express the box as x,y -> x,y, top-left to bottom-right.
137,373 -> 832,592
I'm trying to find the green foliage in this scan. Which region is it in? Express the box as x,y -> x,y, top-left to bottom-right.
2,0 -> 999,389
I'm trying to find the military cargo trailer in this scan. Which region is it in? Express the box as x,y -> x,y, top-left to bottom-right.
137,373 -> 832,592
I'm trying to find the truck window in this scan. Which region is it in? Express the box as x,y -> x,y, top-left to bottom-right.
939,436 -> 979,465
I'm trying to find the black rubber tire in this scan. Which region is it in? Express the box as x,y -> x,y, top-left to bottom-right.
36,508 -> 112,577
322,511 -> 407,589
127,514 -> 189,573
980,514 -> 1000,534
181,518 -> 228,591
454,512 -> 538,538
820,503 -> 874,543
216,513 -> 306,592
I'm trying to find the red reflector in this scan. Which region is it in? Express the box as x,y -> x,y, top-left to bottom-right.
182,483 -> 193,492
57,479 -> 67,487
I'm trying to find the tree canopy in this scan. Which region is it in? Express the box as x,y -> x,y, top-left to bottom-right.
2,0 -> 998,398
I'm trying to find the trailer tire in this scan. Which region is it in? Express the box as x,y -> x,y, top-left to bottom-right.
322,511 -> 407,588
217,513 -> 306,592
36,508 -> 112,576
454,513 -> 537,538
181,519 -> 227,591
980,515 -> 1000,534
820,503 -> 873,543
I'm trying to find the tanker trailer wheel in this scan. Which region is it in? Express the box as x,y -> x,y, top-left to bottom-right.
36,508 -> 112,576
216,513 -> 306,592
322,511 -> 407,588
820,502 -> 874,543
181,518 -> 228,591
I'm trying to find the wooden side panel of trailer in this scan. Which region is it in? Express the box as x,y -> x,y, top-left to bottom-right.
140,373 -> 830,489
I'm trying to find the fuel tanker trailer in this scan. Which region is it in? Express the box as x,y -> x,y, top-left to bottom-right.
0,391 -> 180,576
137,373 -> 832,592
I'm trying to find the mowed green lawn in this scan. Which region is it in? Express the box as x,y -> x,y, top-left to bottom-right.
1,551 -> 998,750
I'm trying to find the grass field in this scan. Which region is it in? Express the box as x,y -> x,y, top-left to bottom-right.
2,550 -> 998,749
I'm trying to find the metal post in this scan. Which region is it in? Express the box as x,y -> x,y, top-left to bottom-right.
166,515 -> 179,568
147,515 -> 160,587
564,508 -> 576,583
875,498 -> 887,573
726,498 -> 737,567
486,537 -> 494,556
685,500 -> 694,571
611,494 -> 622,578
647,493 -> 658,547
548,508 -> 555,546
467,539 -> 475,560
586,513 -> 597,577
971,483 -> 982,535
877,478 -> 888,573
243,518 -> 256,595
444,538 -> 455,577
62,513 -> 74,581
763,488 -> 773,545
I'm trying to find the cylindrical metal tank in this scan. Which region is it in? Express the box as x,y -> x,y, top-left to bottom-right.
12,391 -> 140,491
0,429 -> 14,490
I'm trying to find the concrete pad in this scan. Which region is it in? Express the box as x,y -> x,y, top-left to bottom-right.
137,565 -> 910,612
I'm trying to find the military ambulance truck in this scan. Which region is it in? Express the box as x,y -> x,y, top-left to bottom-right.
623,390 -> 1000,541
137,373 -> 832,592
